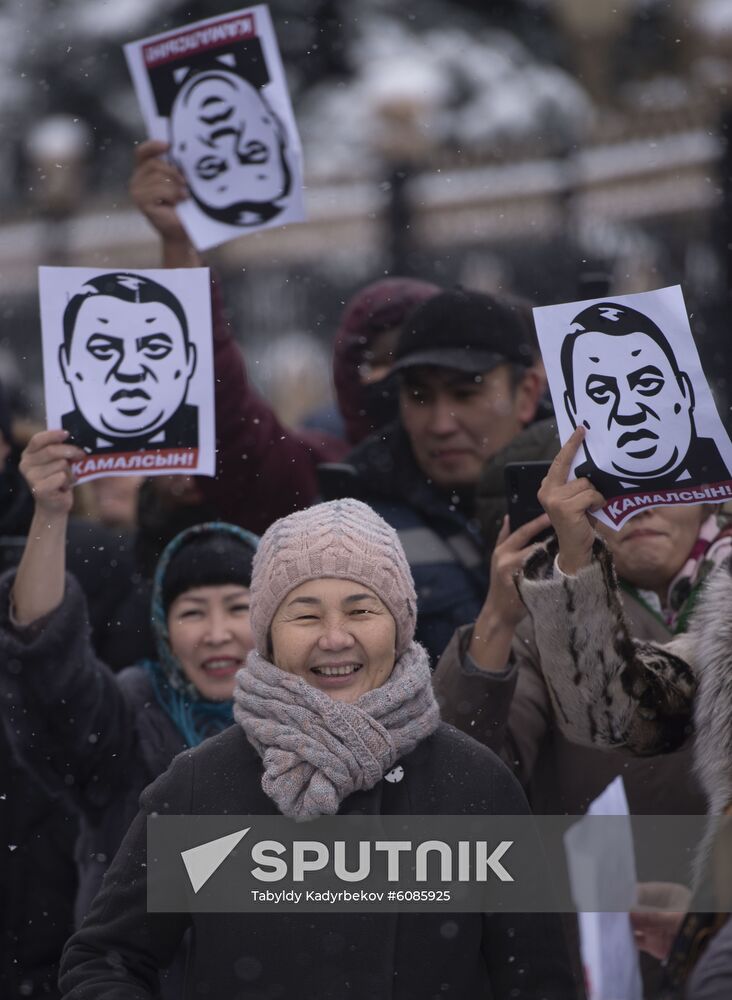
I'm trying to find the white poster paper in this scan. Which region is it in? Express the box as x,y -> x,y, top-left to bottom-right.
563,777 -> 643,1000
124,5 -> 305,251
39,266 -> 215,483
533,285 -> 732,530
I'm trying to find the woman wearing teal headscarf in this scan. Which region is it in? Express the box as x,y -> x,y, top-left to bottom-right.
0,429 -> 258,922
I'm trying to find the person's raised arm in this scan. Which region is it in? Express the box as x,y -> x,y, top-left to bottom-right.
129,139 -> 201,268
128,139 -> 348,534
3,432 -> 140,819
434,510 -> 553,763
517,429 -> 697,755
12,429 -> 85,625
468,511 -> 551,671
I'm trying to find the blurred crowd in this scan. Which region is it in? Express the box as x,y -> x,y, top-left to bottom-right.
0,133 -> 729,999
3,2 -> 732,999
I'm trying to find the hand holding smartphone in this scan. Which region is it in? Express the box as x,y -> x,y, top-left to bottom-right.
504,461 -> 553,539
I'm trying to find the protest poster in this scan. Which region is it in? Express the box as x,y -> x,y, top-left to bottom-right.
533,284 -> 732,530
124,5 -> 305,251
39,266 -> 215,483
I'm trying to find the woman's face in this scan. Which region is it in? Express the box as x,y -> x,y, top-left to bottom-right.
167,584 -> 253,701
598,505 -> 709,593
270,578 -> 397,703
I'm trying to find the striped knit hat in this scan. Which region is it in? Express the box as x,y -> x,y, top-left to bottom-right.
250,499 -> 416,656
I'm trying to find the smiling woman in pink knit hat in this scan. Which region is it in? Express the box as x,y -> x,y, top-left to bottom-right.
248,495 -> 419,702
60,500 -> 574,1000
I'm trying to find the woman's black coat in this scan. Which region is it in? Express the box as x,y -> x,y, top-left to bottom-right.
60,723 -> 575,1000
0,573 -> 186,923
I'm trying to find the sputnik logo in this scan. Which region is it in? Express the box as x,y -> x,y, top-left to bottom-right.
181,827 -> 250,893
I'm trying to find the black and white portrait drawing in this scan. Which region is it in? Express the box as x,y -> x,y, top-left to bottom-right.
125,6 -> 304,251
60,272 -> 197,451
40,267 -> 215,483
167,57 -> 291,229
534,285 -> 732,529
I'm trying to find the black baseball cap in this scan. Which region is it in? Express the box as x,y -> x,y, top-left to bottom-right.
392,288 -> 536,376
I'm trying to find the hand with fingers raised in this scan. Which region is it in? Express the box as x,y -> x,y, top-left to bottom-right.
537,426 -> 606,577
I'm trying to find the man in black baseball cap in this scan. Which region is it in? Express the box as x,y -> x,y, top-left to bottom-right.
322,287 -> 545,664
392,288 -> 535,373
392,288 -> 540,490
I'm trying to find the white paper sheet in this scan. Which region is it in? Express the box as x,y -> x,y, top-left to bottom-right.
564,777 -> 643,1000
39,266 -> 215,483
125,5 -> 305,251
533,285 -> 732,529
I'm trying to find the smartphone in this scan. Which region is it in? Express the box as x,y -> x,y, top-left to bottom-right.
504,461 -> 552,535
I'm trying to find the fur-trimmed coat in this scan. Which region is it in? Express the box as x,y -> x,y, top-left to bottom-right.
517,536 -> 732,858
433,559 -> 704,819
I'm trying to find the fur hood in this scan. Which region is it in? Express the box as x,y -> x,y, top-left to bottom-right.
519,537 -> 732,880
681,560 -> 732,815
332,277 -> 439,445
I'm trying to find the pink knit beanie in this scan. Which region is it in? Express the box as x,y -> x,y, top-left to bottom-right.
249,499 -> 417,656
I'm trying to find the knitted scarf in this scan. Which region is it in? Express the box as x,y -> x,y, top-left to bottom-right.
233,642 -> 440,818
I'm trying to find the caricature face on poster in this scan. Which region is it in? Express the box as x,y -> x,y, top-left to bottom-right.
533,285 -> 732,529
124,5 -> 305,251
39,267 -> 215,484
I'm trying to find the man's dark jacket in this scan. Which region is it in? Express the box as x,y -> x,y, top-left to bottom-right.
319,422 -> 488,664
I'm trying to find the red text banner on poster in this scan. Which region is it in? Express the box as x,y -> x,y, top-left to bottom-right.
72,448 -> 199,481
143,14 -> 256,68
604,479 -> 732,527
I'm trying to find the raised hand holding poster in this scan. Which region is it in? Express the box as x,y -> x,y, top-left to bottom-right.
124,5 -> 305,251
39,266 -> 215,483
533,285 -> 732,529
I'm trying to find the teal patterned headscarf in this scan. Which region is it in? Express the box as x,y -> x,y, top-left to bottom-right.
143,521 -> 259,748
